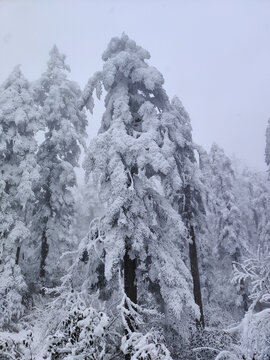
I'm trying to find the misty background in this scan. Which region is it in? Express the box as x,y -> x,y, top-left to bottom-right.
1,0 -> 270,173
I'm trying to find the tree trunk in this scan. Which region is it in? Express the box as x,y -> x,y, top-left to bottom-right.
124,247 -> 137,321
15,246 -> 21,265
40,229 -> 49,278
189,225 -> 205,328
241,280 -> 249,312
124,246 -> 137,360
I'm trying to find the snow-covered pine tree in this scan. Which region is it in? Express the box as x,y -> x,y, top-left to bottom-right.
81,33 -> 199,349
0,66 -> 39,327
220,122 -> 270,360
232,122 -> 270,307
232,166 -> 269,260
229,212 -> 270,360
208,144 -> 247,264
31,46 -> 87,285
230,204 -> 270,360
161,97 -> 205,327
203,144 -> 249,322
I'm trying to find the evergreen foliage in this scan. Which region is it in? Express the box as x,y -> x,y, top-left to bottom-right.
0,66 -> 39,328
31,46 -> 87,285
0,34 -> 269,360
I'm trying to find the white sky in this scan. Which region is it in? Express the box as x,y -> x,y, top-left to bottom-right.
1,0 -> 270,172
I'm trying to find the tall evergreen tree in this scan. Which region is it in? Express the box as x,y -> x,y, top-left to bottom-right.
32,46 -> 87,285
0,66 -> 39,327
222,120 -> 270,360
162,97 -> 205,327
208,144 -> 247,262
82,34 -> 199,344
199,144 -> 249,323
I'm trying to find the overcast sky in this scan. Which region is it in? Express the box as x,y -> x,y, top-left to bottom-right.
1,0 -> 270,172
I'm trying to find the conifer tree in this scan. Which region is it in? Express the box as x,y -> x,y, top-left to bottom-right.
32,46 -> 87,285
82,34 -> 199,343
208,144 -> 247,262
0,66 -> 39,327
201,144 -> 249,320
222,121 -> 270,360
161,97 -> 205,327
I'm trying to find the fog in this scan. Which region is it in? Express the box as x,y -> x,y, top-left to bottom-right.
1,0 -> 270,172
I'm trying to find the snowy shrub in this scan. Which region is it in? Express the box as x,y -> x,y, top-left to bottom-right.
233,255 -> 270,307
46,304 -> 110,359
119,294 -> 172,360
236,309 -> 270,360
189,328 -> 234,360
0,260 -> 28,328
229,254 -> 270,360
0,330 -> 33,359
38,289 -> 117,360
212,309 -> 270,360
121,331 -> 172,360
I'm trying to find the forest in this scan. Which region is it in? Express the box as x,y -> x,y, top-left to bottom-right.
0,33 -> 269,360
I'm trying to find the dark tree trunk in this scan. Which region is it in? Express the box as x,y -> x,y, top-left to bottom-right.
189,225 -> 205,328
123,246 -> 137,360
40,229 -> 49,278
124,250 -> 137,305
183,183 -> 205,328
124,247 -> 137,321
15,246 -> 21,265
241,281 -> 249,312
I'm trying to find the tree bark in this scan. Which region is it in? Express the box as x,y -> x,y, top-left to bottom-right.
40,229 -> 49,278
124,246 -> 137,360
15,246 -> 21,265
189,225 -> 205,328
124,250 -> 137,305
241,281 -> 249,312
